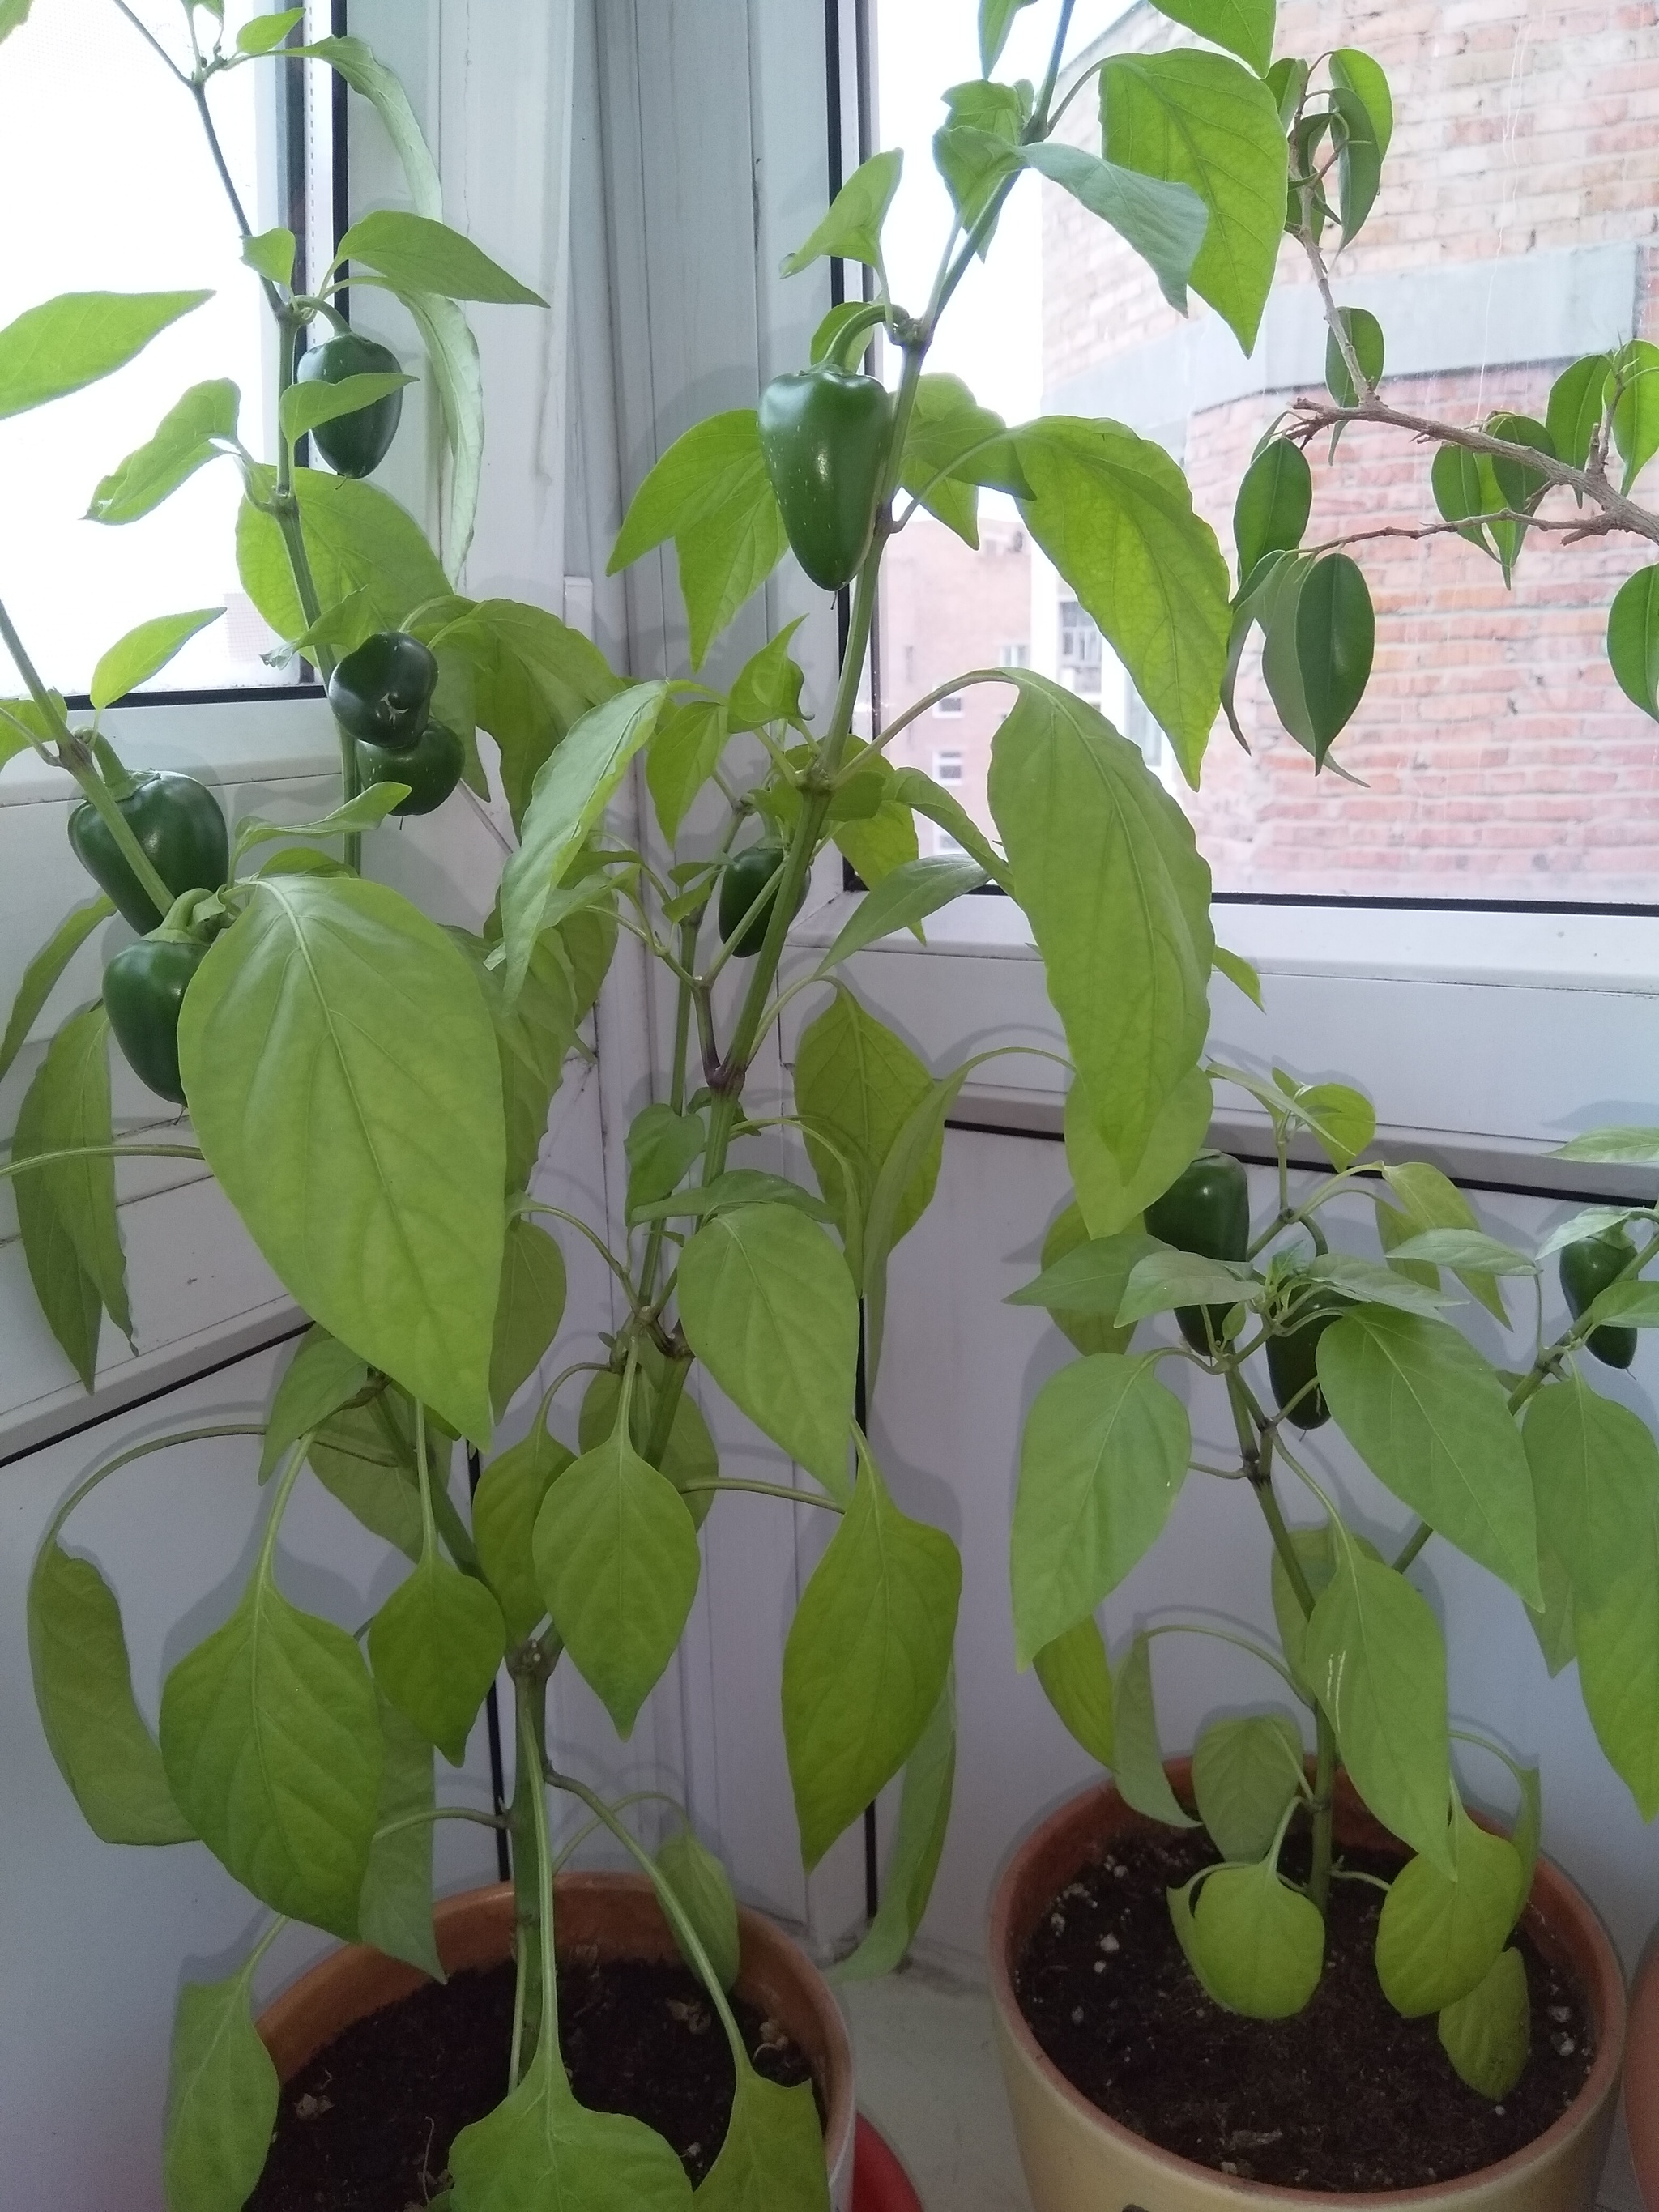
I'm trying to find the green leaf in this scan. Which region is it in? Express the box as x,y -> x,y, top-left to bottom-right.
1376,1159 -> 1507,1321
1291,553 -> 1373,764
23,1004 -> 130,1337
889,766 -> 1014,891
87,380 -> 239,525
677,1204 -> 859,1498
1112,1633 -> 1199,1826
359,1695 -> 443,1979
1385,1229 -> 1536,1279
1328,49 -> 1393,241
292,38 -> 441,219
28,1538 -> 194,1845
781,149 -> 903,275
279,369 -> 414,445
0,0 -> 36,45
1192,1714 -> 1305,1862
260,1328 -> 369,1481
1270,1522 -> 1384,1702
13,1038 -> 104,1390
1303,1547 -> 1452,1870
1153,0 -> 1276,74
178,876 -> 505,1443
1529,1541 -> 1578,1677
1117,1249 -> 1261,1326
337,210 -> 545,306
783,1444 -> 961,1868
1012,429 -> 1231,782
1099,51 -> 1288,350
498,684 -> 668,995
0,290 -> 211,420
1610,339 -> 1659,493
990,676 -> 1213,1168
1318,1310 -> 1540,1605
979,0 -> 1038,72
1587,1279 -> 1659,1329
390,286 -> 486,573
1064,1065 -> 1213,1241
627,1170 -> 830,1228
935,101 -> 1026,253
899,373 -> 1030,547
1300,1254 -> 1450,1319
1552,1125 -> 1659,1166
832,774 -> 920,890
1607,567 -> 1659,722
1175,1857 -> 1325,2018
458,926 -> 578,1194
834,1677 -> 956,1982
234,785 -> 409,861
1011,1354 -> 1191,1665
90,608 -> 224,709
237,7 -> 304,54
161,1969 -> 280,2212
1213,944 -> 1264,1008
1525,1374 -> 1659,1611
1034,1617 -> 1117,1765
694,2063 -> 830,2212
448,2043 -> 693,2212
816,857 -> 987,972
309,1400 -> 424,1558
0,896 -> 112,1084
160,1579 -> 384,1936
533,1408 -> 701,1737
1439,1947 -> 1530,2100
1325,305 -> 1385,407
657,1826 -> 740,1992
1576,1510 -> 1659,1820
1234,437 -> 1312,581
491,1219 -> 566,1418
1019,143 -> 1209,316
625,1104 -> 707,1222
646,697 -> 730,841
474,1423 -> 573,1643
1009,1227 -> 1163,1319
608,412 -> 788,668
860,1063 -> 982,1392
1034,1205 -> 1141,1358
729,619 -> 809,732
579,1366 -> 719,1533
794,992 -> 939,1284
811,299 -> 888,370
1375,1807 -> 1523,2017
1546,355 -> 1612,471
237,466 -> 448,641
369,1539 -> 505,1767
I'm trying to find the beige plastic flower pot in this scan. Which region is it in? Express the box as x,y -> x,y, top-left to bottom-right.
257,1873 -> 857,2210
988,1771 -> 1625,2212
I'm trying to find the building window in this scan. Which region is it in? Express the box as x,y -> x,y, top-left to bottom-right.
933,825 -> 965,856
933,693 -> 965,718
932,749 -> 963,785
1059,599 -> 1103,697
1000,641 -> 1031,668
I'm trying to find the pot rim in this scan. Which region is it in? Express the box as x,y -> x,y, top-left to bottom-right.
987,1771 -> 1627,2209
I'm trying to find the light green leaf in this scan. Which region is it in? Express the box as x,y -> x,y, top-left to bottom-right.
1233,440 -> 1312,585
13,1037 -> 104,1389
1153,0 -> 1276,74
657,1826 -> 740,1992
178,876 -> 505,1443
1376,1807 -> 1523,2017
989,675 -> 1213,1169
579,1369 -> 719,1532
899,373 -> 1029,547
1576,1512 -> 1659,1819
1175,1857 -> 1325,2019
1192,1714 -> 1305,1862
1439,1947 -> 1530,2100
729,618 -> 809,731
234,786 -> 408,862
161,1968 -> 280,2212
1213,943 -> 1264,1008
625,1104 -> 707,1221
1384,1230 -> 1536,1279
834,1676 -> 956,1982
0,896 -> 112,1084
309,1399 -> 424,1558
237,6 -> 303,53
456,927 -> 578,1196
533,1410 -> 701,1737
292,37 -> 441,218
237,463 -> 446,646
1034,1204 -> 1141,1357
1064,1066 -> 1213,1241
369,1540 -> 505,1767
24,1004 -> 130,1337
834,791 -> 920,891
160,1579 -> 384,1936
498,683 -> 667,997
0,290 -> 211,421
1551,1125 -> 1659,1166
1271,1523 -> 1344,1702
359,1695 -> 443,1979
1116,1249 -> 1260,1326
1587,1279 -> 1659,1329
1523,1375 -> 1659,1609
980,0 -> 1038,72
694,2063 -> 830,2212
260,1328 -> 369,1481
647,697 -> 729,841
1328,49 -> 1392,242
387,286 -> 485,575
608,411 -> 789,668
1300,1254 -> 1452,1318
1610,339 -> 1659,494
1535,1204 -> 1650,1264
1303,1547 -> 1452,1871
1608,567 -> 1659,722
1318,1310 -> 1540,1605
1275,1073 -> 1375,1171
90,609 -> 224,708
473,1423 -> 572,1643
87,380 -> 240,526
627,1170 -> 830,1228
860,1061 -> 983,1392
0,0 -> 36,45
817,857 -> 987,970
1012,430 -> 1231,782
1011,1354 -> 1191,1665
1034,1616 -> 1116,1765
337,210 -> 545,306
889,767 -> 1014,890
491,1219 -> 566,1418
781,149 -> 903,275
1112,1634 -> 1199,1826
28,1538 -> 194,1845
448,2043 -> 693,2212
783,1446 -> 961,1868
279,369 -> 414,445
1100,50 -> 1287,350
1529,1541 -> 1578,1678
1020,143 -> 1209,316
1008,1227 -> 1163,1319
1377,1160 -> 1508,1322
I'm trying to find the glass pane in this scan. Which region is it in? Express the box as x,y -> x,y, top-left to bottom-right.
0,1 -> 332,700
871,2 -> 1659,906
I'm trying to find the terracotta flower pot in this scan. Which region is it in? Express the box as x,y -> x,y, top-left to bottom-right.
258,1873 -> 857,2210
988,1769 -> 1626,2212
1626,1934 -> 1659,2210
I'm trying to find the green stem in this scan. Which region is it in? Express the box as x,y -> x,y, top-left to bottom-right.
1393,1520 -> 1431,1573
1145,1620 -> 1302,1698
677,1476 -> 843,1512
641,1352 -> 692,1470
0,1146 -> 204,1184
373,1806 -> 508,1843
44,1422 -> 267,1550
257,1434 -> 313,1583
510,1667 -> 553,2081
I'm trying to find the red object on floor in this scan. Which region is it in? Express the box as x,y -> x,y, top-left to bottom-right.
854,2115 -> 924,2211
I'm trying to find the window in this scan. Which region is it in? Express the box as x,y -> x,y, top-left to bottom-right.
932,748 -> 963,784
1000,641 -> 1031,669
0,0 -> 339,701
932,693 -> 964,719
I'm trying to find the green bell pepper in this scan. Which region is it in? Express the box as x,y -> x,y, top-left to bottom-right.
295,329 -> 405,479
757,365 -> 893,592
326,630 -> 439,751
1560,1229 -> 1640,1369
66,769 -> 228,934
1143,1151 -> 1252,1355
719,842 -> 807,957
104,936 -> 209,1106
356,720 -> 465,817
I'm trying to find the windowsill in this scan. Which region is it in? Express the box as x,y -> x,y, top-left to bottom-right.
0,693 -> 339,805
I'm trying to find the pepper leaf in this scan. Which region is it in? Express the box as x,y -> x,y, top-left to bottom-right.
1175,1857 -> 1326,2018
1064,1066 -> 1213,1242
1438,1947 -> 1531,2099
781,149 -> 904,275
1192,1713 -> 1306,1863
161,1967 -> 280,2212
336,211 -> 546,306
0,895 -> 113,1084
695,2063 -> 830,2212
834,1675 -> 956,1983
1033,1616 -> 1117,1766
358,1695 -> 443,1980
87,380 -> 240,525
657,1826 -> 741,1993
90,608 -> 225,708
369,1541 -> 505,1767
1021,143 -> 1209,315
0,290 -> 211,420
237,465 -> 449,640
1113,1633 -> 1200,1826
1375,1807 -> 1523,2017
473,1423 -> 573,1643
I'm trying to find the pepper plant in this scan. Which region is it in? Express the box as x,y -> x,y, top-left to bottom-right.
2,3 -> 1653,2209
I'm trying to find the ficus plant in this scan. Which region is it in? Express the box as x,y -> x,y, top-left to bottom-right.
1,3 -> 1653,2210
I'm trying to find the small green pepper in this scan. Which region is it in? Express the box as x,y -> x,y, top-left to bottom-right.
719,843 -> 806,957
356,720 -> 465,817
1560,1229 -> 1640,1369
67,770 -> 228,934
326,630 -> 438,751
104,936 -> 209,1106
1266,1291 -> 1350,1430
1143,1152 -> 1252,1355
757,365 -> 893,592
295,329 -> 405,479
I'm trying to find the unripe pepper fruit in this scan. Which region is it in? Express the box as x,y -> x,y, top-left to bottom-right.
356,721 -> 465,817
1560,1229 -> 1640,1369
757,366 -> 893,593
719,843 -> 807,957
1143,1151 -> 1252,1355
327,631 -> 439,752
67,768 -> 228,934
295,329 -> 405,479
104,936 -> 209,1106
1266,1292 -> 1350,1430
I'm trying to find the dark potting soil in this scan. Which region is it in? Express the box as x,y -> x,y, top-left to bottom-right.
249,1955 -> 813,2211
1015,1828 -> 1596,2192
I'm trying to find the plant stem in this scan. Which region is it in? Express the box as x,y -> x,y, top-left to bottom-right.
44,1421 -> 267,1550
509,1664 -> 552,2080
0,1145 -> 204,1186
677,1476 -> 843,1512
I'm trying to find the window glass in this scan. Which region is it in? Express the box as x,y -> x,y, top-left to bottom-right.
871,1 -> 1659,905
0,0 -> 334,701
